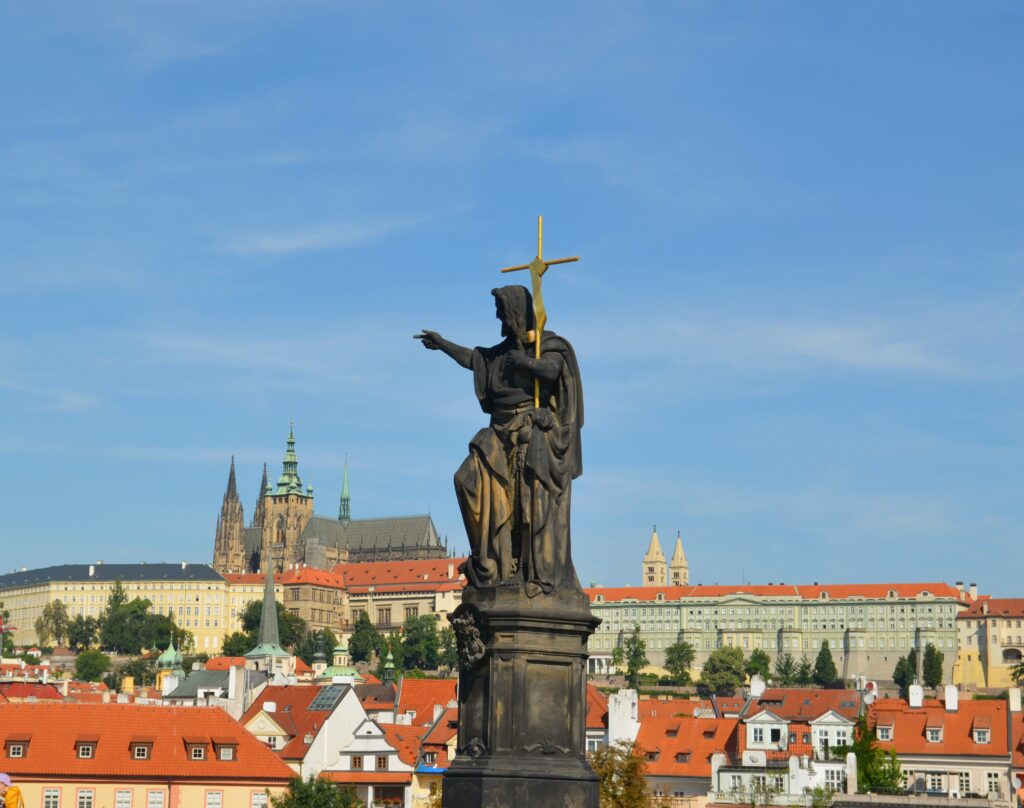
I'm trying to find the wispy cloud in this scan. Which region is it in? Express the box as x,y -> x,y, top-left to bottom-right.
221,216 -> 426,256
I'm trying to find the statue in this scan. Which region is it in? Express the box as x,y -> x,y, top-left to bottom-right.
417,219 -> 600,808
415,284 -> 583,597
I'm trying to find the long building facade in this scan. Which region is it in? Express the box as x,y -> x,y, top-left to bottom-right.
585,581 -> 976,682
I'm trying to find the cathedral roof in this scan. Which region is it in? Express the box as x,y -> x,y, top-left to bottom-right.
243,514 -> 445,559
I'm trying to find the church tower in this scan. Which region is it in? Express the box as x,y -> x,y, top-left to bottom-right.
260,423 -> 314,572
212,457 -> 247,574
338,456 -> 351,524
641,525 -> 667,586
669,530 -> 689,586
252,462 -> 268,528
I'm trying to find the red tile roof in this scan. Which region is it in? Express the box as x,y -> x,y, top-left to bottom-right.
222,573 -> 274,584
0,682 -> 64,701
279,567 -> 346,588
958,598 -> 1024,619
0,702 -> 293,781
332,558 -> 467,593
380,723 -> 430,767
242,684 -> 350,761
635,717 -> 739,777
205,656 -> 247,671
586,582 -> 966,604
587,684 -> 608,730
868,697 -> 1008,757
749,689 -> 861,721
395,677 -> 457,726
294,658 -> 312,674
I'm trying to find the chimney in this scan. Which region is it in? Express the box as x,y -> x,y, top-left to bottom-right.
750,674 -> 766,698
955,581 -> 964,593
434,703 -> 444,722
181,561 -> 187,570
101,690 -> 111,704
1009,687 -> 1022,714
944,685 -> 958,712
969,583 -> 977,600
447,562 -> 454,580
909,684 -> 924,709
982,602 -> 989,615
88,565 -> 95,578
263,701 -> 277,713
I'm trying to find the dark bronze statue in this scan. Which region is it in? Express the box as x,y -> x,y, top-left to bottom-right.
415,284 -> 583,597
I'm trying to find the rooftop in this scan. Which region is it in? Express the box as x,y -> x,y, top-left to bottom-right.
585,581 -> 966,604
0,563 -> 223,589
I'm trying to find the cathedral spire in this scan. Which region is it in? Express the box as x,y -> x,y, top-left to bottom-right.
339,455 -> 351,523
225,456 -> 239,501
670,530 -> 689,586
274,420 -> 306,495
252,463 -> 269,527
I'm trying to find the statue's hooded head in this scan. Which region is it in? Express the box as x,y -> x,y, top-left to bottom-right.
492,285 -> 535,342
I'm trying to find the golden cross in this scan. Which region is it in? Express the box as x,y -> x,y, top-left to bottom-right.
499,215 -> 580,407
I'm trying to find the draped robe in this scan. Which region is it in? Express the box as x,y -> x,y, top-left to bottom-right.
454,330 -> 583,596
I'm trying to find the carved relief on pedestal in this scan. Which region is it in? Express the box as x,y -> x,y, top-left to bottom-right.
451,605 -> 487,669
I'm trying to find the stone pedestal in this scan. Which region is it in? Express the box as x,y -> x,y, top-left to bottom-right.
442,582 -> 601,808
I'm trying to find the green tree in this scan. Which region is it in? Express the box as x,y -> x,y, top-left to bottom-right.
773,652 -> 795,685
698,646 -> 746,696
1011,658 -> 1024,686
836,716 -> 902,794
611,645 -> 624,671
35,599 -> 71,647
295,629 -> 339,666
922,643 -> 944,688
375,632 -> 406,678
271,777 -> 361,808
663,641 -> 696,685
589,740 -> 653,808
892,656 -> 913,697
794,655 -> 814,686
101,598 -> 157,654
402,614 -> 441,670
813,641 -> 840,688
745,648 -> 771,680
239,599 -> 307,649
117,656 -> 157,688
907,647 -> 919,680
0,601 -> 15,655
348,612 -> 385,663
68,615 -> 100,651
222,631 -> 255,656
438,627 -> 458,671
75,649 -> 111,682
623,625 -> 649,689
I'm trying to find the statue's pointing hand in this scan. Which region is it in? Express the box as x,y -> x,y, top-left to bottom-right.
414,330 -> 443,350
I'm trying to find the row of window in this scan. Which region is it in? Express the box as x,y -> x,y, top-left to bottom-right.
903,770 -> 1002,796
43,789 -> 266,808
349,754 -> 390,771
9,741 -> 238,762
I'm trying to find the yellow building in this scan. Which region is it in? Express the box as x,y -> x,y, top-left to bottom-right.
0,701 -> 292,807
0,562 -> 282,654
954,597 -> 1024,689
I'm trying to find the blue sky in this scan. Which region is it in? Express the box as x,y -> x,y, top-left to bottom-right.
2,2 -> 1022,595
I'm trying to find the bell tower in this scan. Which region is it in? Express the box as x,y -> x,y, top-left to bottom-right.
641,525 -> 667,586
260,422 -> 314,572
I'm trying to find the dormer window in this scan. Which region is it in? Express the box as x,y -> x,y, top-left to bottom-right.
974,729 -> 990,744
212,739 -> 237,761
926,728 -> 942,743
77,743 -> 96,759
133,745 -> 150,760
646,751 -> 659,762
675,752 -> 691,763
6,743 -> 25,758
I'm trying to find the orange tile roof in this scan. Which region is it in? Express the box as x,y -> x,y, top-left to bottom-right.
332,558 -> 468,589
222,573 -> 272,584
294,658 -> 312,674
204,656 -> 247,670
639,697 -> 708,719
635,717 -> 739,777
0,702 -> 293,781
868,697 -> 1009,757
321,771 -> 412,784
380,723 -> 430,767
395,677 -> 457,726
424,706 -> 459,746
749,689 -> 861,721
586,582 -> 966,604
586,684 -> 608,730
958,598 -> 1024,619
279,567 -> 346,588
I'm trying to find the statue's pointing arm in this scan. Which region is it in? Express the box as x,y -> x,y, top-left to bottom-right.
414,330 -> 473,369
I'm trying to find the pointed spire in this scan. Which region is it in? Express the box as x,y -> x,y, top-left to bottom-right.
671,531 -> 687,565
644,525 -> 666,562
339,455 -> 351,522
225,456 -> 239,501
245,557 -> 289,662
274,421 -> 305,496
252,463 -> 269,528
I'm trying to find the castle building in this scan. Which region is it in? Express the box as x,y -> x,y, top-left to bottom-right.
953,595 -> 1024,689
212,424 -> 449,575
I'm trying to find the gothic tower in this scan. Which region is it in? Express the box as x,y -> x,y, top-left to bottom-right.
212,457 -> 246,574
669,530 -> 689,586
260,422 -> 314,572
641,525 -> 667,586
252,462 -> 268,528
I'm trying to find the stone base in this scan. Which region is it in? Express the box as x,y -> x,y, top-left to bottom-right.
442,582 -> 601,808
442,763 -> 599,808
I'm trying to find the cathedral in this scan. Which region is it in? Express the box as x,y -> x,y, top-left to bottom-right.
641,525 -> 689,586
212,425 -> 450,574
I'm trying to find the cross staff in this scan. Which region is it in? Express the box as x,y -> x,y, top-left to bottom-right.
499,216 -> 580,407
